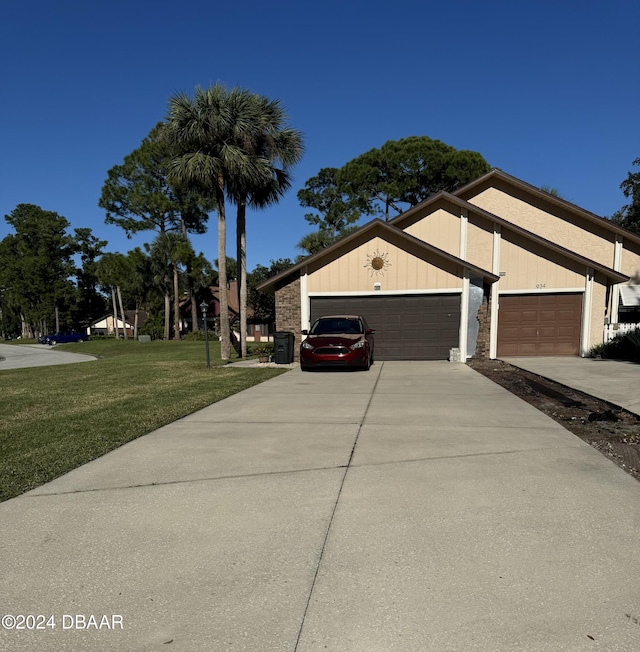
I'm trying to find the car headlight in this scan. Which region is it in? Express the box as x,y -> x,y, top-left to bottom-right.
350,340 -> 365,350
301,341 -> 314,350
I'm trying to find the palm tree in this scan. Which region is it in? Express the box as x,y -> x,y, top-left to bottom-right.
228,94 -> 303,357
165,84 -> 289,360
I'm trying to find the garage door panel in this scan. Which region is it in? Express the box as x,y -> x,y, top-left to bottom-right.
310,295 -> 461,361
497,293 -> 582,357
539,310 -> 559,322
519,343 -> 538,356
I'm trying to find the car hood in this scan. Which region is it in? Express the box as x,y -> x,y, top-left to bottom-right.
305,334 -> 363,346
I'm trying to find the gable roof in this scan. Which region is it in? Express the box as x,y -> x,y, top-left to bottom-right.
453,168 -> 640,246
257,218 -> 498,293
89,314 -> 134,328
180,285 -> 239,318
390,191 -> 629,283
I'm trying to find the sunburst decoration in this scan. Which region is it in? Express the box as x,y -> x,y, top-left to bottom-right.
364,250 -> 391,277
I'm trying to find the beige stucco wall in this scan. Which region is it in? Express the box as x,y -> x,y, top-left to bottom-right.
307,235 -> 462,293
403,205 -> 460,256
467,187 -> 616,268
621,238 -> 640,282
466,215 -> 494,271
499,231 -> 585,292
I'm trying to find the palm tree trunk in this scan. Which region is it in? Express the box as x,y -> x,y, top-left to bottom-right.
180,217 -> 199,334
190,292 -> 198,333
236,200 -> 247,358
172,260 -> 180,340
110,287 -> 119,338
164,292 -> 170,340
116,285 -> 128,340
217,179 -> 230,360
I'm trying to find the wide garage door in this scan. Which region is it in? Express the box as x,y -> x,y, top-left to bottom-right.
497,293 -> 582,357
309,294 -> 461,360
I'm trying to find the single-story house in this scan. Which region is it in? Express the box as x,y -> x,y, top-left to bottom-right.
257,169 -> 640,361
88,311 -> 148,337
88,313 -> 133,337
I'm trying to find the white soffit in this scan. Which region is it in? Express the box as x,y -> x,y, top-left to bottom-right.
620,285 -> 640,306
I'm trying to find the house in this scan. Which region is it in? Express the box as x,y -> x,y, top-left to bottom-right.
88,313 -> 133,337
88,311 -> 149,337
181,281 -> 274,342
257,169 -> 640,361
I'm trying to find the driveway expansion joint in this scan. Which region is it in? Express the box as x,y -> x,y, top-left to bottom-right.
293,362 -> 384,650
349,443 -> 588,469
23,464 -> 353,498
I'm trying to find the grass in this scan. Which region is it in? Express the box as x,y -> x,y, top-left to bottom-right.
0,339 -> 286,502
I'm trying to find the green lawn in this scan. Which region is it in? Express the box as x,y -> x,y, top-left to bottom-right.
0,340 -> 286,502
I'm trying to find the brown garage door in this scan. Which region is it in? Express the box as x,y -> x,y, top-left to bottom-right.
497,293 -> 582,357
310,294 -> 461,360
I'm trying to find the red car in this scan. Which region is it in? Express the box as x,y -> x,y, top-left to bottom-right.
300,315 -> 375,371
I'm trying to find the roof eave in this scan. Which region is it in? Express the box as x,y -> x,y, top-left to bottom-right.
256,219 -> 498,293
454,168 -> 640,246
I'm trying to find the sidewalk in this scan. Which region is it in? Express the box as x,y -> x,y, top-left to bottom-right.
1,361 -> 640,651
502,356 -> 640,417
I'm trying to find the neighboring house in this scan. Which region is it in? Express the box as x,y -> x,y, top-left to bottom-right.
88,311 -> 148,338
88,315 -> 133,337
257,169 -> 640,361
181,281 -> 274,342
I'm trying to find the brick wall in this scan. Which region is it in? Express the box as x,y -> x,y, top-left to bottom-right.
474,288 -> 492,359
275,273 -> 301,361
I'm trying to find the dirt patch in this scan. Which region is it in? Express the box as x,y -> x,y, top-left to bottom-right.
468,358 -> 640,482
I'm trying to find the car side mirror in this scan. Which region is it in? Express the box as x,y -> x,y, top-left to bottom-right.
301,330 -> 309,335
366,329 -> 375,334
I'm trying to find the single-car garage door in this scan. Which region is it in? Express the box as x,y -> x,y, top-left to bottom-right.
497,293 -> 582,357
309,294 -> 461,360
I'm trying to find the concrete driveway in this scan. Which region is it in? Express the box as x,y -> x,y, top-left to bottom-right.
1,361 -> 640,651
0,343 -> 95,370
503,356 -> 640,417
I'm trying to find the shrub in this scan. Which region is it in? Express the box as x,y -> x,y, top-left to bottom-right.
250,343 -> 274,358
182,331 -> 205,341
590,327 -> 640,362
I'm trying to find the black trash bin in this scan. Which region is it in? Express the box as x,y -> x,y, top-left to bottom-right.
273,331 -> 295,364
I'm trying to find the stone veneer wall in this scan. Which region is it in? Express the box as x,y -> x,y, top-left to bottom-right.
274,273 -> 301,362
474,289 -> 492,359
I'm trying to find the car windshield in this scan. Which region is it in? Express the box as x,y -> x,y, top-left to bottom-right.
310,318 -> 363,335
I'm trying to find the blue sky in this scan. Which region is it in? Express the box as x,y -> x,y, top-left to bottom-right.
1,0 -> 638,271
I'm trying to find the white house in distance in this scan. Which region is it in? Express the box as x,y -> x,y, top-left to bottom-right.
258,170 -> 640,362
87,314 -> 134,337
